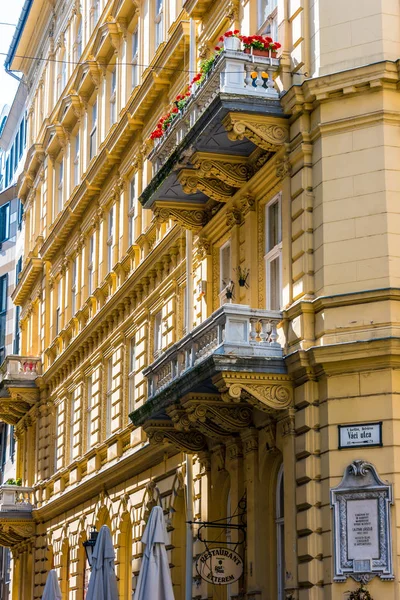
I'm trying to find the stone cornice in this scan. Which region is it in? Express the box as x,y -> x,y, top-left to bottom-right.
281,60 -> 400,116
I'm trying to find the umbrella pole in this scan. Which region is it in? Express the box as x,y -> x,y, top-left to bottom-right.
185,454 -> 194,600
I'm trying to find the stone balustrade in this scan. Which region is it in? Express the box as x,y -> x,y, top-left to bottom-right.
150,48 -> 281,171
0,355 -> 41,384
0,485 -> 35,513
145,304 -> 283,399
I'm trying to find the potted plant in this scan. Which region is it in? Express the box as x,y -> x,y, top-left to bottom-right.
348,584 -> 373,600
240,35 -> 281,57
224,280 -> 235,301
217,30 -> 241,51
235,266 -> 249,287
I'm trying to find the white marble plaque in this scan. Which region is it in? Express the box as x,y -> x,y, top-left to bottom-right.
347,499 -> 379,560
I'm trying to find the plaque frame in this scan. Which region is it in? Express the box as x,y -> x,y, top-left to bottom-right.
330,460 -> 394,583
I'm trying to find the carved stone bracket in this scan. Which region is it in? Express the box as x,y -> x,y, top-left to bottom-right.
213,373 -> 293,413
178,169 -> 236,203
153,203 -> 208,232
223,113 -> 289,152
191,153 -> 252,188
144,419 -> 207,453
0,522 -> 35,547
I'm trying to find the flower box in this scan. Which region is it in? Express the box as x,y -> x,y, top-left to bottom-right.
244,48 -> 277,58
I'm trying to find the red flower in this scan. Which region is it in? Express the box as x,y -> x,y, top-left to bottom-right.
274,42 -> 281,49
225,30 -> 233,37
233,29 -> 240,34
214,46 -> 221,51
264,36 -> 273,43
172,107 -> 179,113
185,91 -> 191,96
219,36 -> 224,42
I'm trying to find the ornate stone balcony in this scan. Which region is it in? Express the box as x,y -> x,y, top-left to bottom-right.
146,303 -> 283,399
150,49 -> 282,172
131,305 -> 292,452
0,356 -> 41,425
140,49 -> 288,222
0,485 -> 35,546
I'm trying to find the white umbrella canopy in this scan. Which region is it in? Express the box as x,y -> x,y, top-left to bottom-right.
41,569 -> 62,600
134,505 -> 175,600
86,525 -> 119,600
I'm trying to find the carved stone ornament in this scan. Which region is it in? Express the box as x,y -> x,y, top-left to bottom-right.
276,154 -> 292,179
192,154 -> 252,188
153,205 -> 208,231
178,170 -> 236,203
330,460 -> 394,583
223,114 -> 289,153
214,374 -> 293,413
145,419 -> 207,453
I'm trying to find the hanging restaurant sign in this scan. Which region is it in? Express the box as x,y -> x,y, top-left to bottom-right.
196,547 -> 243,585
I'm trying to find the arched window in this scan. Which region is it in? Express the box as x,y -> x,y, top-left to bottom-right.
276,464 -> 285,600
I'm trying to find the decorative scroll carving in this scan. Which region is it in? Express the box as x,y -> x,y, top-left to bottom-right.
192,154 -> 252,188
153,205 -> 208,231
223,114 -> 289,152
144,420 -> 207,452
178,170 -> 235,203
276,154 -> 292,179
0,522 -> 35,546
213,373 -> 293,413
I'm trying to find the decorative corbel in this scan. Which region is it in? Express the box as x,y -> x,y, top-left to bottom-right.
223,113 -> 289,152
213,373 -> 293,413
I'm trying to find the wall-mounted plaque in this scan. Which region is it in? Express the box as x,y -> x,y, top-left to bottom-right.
338,423 -> 382,449
331,460 -> 394,583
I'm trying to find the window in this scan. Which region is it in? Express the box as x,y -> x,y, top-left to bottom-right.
155,0 -> 164,47
265,194 -> 282,310
107,206 -> 114,273
0,276 -> 7,361
0,203 -> 10,244
56,279 -> 62,335
89,101 -> 97,160
88,234 -> 95,295
106,358 -> 113,437
15,256 -> 22,285
86,375 -> 93,451
57,160 -> 64,212
61,60 -> 67,92
259,0 -> 278,40
128,177 -> 135,247
276,465 -> 285,600
13,305 -> 20,354
70,390 -> 77,462
71,257 -> 78,316
128,337 -> 136,413
74,132 -> 80,187
17,200 -> 23,230
219,241 -> 231,292
110,69 -> 117,125
77,20 -> 83,59
153,311 -> 162,357
93,0 -> 100,25
132,29 -> 139,88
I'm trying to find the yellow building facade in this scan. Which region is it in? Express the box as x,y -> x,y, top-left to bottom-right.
1,0 -> 400,599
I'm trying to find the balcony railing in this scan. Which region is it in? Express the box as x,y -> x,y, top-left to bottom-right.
149,48 -> 281,172
0,355 -> 41,385
145,304 -> 283,399
0,485 -> 34,513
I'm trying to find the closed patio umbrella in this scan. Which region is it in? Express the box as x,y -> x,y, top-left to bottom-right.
41,569 -> 61,600
86,525 -> 119,600
134,505 -> 175,600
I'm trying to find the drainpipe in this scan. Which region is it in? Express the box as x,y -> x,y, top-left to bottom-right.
185,454 -> 194,600
185,230 -> 193,332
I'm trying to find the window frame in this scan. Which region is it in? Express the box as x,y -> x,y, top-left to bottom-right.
106,357 -> 113,437
132,28 -> 139,88
107,205 -> 114,273
128,337 -> 136,413
155,0 -> 164,47
86,375 -> 93,452
0,203 -> 10,244
109,68 -> 117,125
0,275 -> 7,358
57,159 -> 64,213
153,310 -> 162,358
73,131 -> 80,187
264,193 -> 282,311
89,101 -> 98,160
88,233 -> 95,295
219,240 -> 231,293
128,177 -> 135,247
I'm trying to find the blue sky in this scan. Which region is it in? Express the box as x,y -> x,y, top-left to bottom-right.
0,0 -> 26,108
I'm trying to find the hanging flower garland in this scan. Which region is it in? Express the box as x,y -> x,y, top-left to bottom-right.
149,30 -> 281,141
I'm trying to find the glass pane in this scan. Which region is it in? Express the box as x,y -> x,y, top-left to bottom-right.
269,256 -> 280,310
268,200 -> 280,250
220,243 -> 231,291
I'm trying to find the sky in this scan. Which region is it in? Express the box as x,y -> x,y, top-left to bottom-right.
0,0 -> 26,109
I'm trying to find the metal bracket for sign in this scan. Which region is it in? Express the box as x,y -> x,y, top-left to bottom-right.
190,518 -> 247,546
